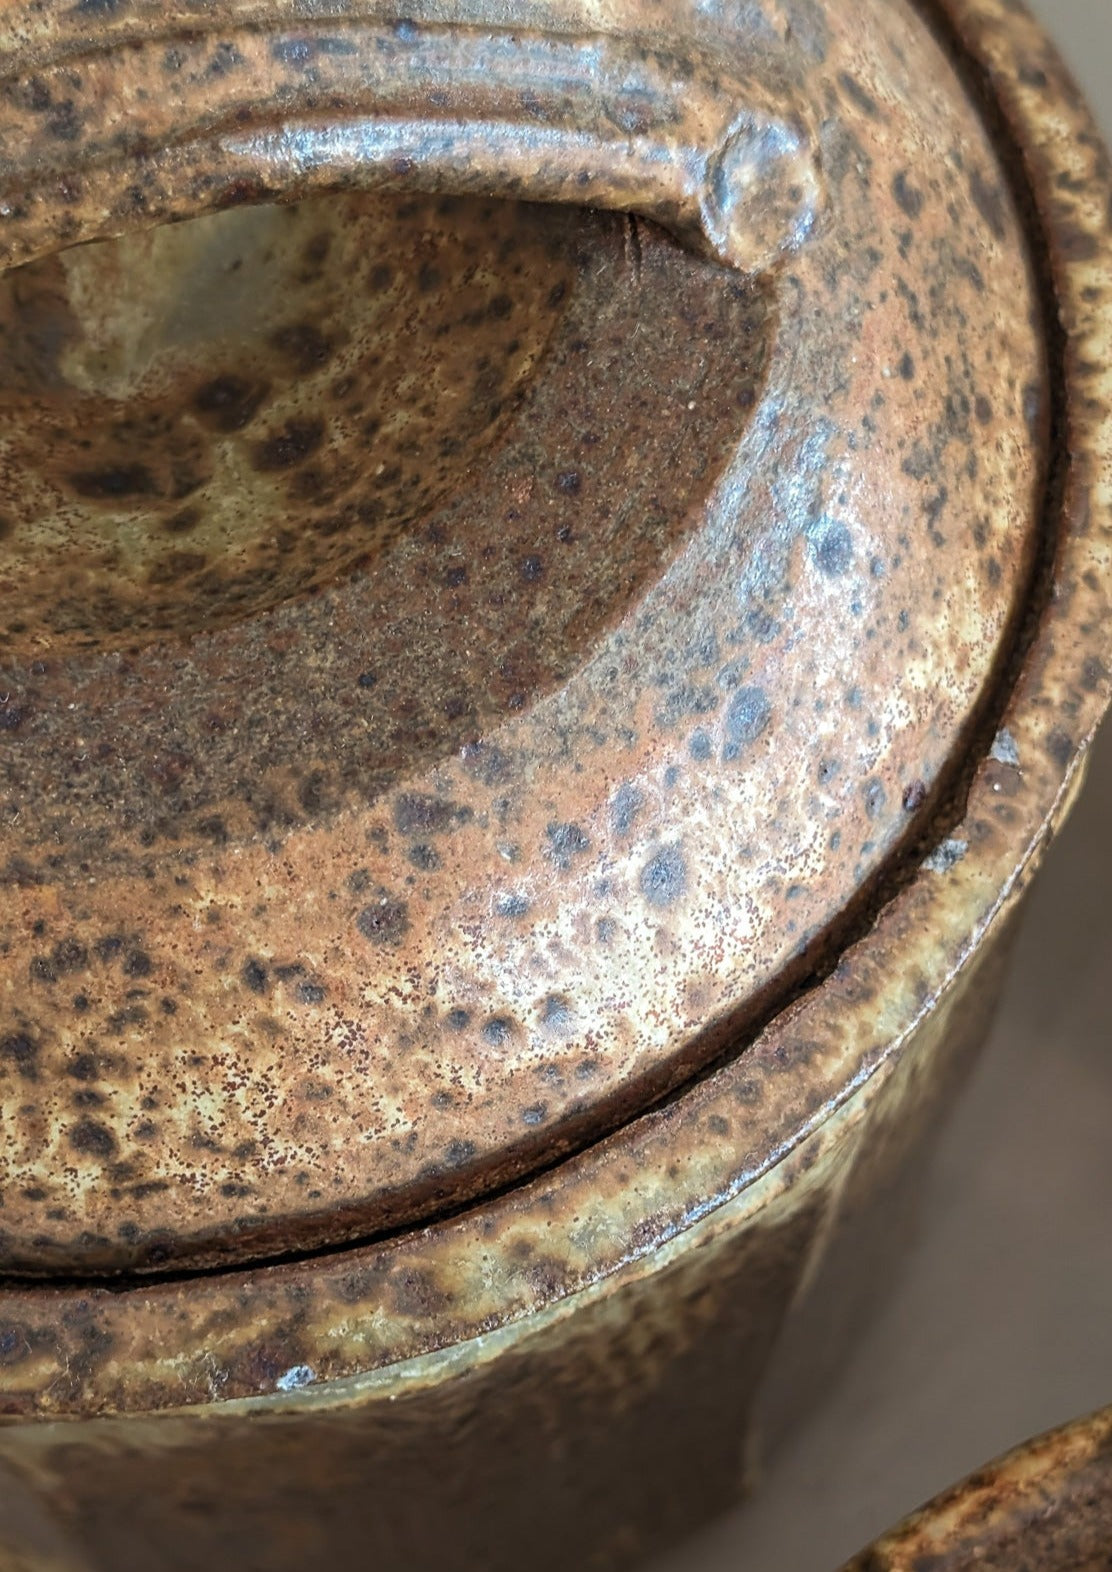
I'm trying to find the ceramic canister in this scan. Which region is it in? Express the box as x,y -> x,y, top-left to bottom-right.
0,0 -> 1109,1567
840,1404 -> 1112,1572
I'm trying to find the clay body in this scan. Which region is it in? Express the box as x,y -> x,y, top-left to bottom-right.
0,0 -> 1109,1566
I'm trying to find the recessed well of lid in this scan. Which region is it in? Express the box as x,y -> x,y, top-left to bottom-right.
0,0 -> 1047,1275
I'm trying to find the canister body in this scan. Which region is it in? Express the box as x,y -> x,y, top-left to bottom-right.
0,922 -> 1015,1572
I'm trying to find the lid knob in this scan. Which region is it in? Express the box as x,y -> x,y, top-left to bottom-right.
0,12 -> 823,275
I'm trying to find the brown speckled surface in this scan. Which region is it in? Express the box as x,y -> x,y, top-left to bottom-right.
839,1405 -> 1112,1572
0,0 -> 1051,1277
0,0 -> 1107,1568
0,193 -> 576,649
0,0 -> 1104,1396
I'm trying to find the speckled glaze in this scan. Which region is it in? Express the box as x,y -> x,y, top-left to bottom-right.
0,0 -> 1048,1276
0,0 -> 1109,1567
841,1404 -> 1112,1572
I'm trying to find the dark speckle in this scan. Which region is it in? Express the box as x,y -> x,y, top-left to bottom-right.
356,896 -> 410,946
640,844 -> 687,908
0,1033 -> 39,1081
496,892 -> 530,918
902,780 -> 928,811
545,822 -> 589,870
206,41 -> 245,77
45,101 -> 82,142
481,1017 -> 513,1047
444,1138 -> 477,1166
521,1103 -> 547,1126
892,171 -> 923,219
165,506 -> 202,536
839,70 -> 880,119
193,374 -> 268,433
50,939 -> 87,974
69,465 -> 155,501
394,793 -> 471,836
969,167 -> 1008,240
611,784 -> 642,835
863,779 -> 887,819
357,671 -> 378,690
296,981 -> 326,1005
446,1008 -> 470,1031
689,728 -> 713,761
271,36 -> 315,67
556,470 -> 581,495
541,995 -> 572,1030
1046,729 -> 1073,769
68,1119 -> 117,1159
808,517 -> 854,576
898,352 -> 915,381
724,687 -> 771,751
242,958 -> 268,995
0,1329 -> 28,1365
252,417 -> 325,472
123,950 -> 152,979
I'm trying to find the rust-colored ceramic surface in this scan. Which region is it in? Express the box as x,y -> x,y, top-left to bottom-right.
841,1404 -> 1112,1572
0,0 -> 1049,1276
0,0 -> 1108,1567
0,193 -> 577,650
0,933 -> 1024,1572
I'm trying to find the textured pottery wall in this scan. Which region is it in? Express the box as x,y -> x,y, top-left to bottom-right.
0,929 -> 1015,1572
0,0 -> 1109,1566
839,1405 -> 1112,1572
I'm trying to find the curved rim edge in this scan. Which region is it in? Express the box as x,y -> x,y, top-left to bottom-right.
838,1402 -> 1112,1570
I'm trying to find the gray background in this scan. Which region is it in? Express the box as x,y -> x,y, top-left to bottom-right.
654,3 -> 1112,1567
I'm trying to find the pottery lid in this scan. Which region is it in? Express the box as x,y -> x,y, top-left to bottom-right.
0,0 -> 1047,1275
840,1405 -> 1112,1572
